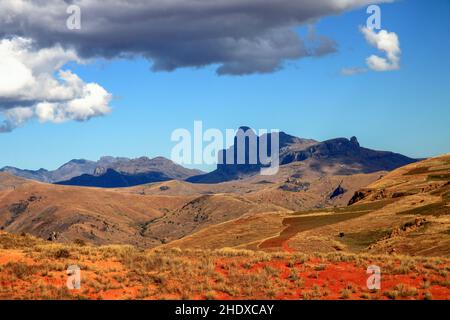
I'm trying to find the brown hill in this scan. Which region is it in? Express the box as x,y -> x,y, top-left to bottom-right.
0,173 -> 190,247
125,159 -> 384,208
166,154 -> 450,257
0,154 -> 449,301
0,158 -> 383,248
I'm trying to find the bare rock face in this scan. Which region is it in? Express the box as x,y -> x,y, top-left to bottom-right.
350,136 -> 360,147
348,190 -> 370,205
347,187 -> 391,205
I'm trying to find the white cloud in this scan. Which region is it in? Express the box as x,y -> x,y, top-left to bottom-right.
0,37 -> 112,132
0,55 -> 33,96
341,67 -> 367,76
361,27 -> 401,71
0,107 -> 34,132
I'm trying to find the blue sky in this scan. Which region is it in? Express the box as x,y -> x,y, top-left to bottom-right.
1,0 -> 450,172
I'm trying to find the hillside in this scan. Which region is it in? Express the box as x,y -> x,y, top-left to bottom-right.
0,155 -> 449,301
0,160 -> 383,247
1,154 -> 448,256
0,173 -> 190,247
167,154 -> 450,257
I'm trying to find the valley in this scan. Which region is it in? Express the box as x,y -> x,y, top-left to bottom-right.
0,161 -> 383,248
0,133 -> 448,300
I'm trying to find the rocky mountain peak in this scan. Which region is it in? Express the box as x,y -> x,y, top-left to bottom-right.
350,136 -> 360,147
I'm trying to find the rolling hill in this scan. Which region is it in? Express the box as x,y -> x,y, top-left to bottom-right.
0,173 -> 187,247
0,155 -> 449,301
1,152 -> 447,257
165,154 -> 450,257
0,159 -> 383,247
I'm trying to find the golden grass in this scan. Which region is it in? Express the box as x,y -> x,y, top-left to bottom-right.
0,232 -> 449,300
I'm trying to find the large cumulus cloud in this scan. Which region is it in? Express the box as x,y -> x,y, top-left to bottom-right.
0,0 -> 391,131
0,0 -> 391,74
0,38 -> 111,132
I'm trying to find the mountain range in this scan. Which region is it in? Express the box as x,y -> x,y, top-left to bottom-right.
1,156 -> 203,188
1,128 -> 417,188
187,127 -> 417,183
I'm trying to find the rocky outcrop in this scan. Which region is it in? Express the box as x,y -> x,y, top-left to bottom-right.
188,128 -> 417,184
348,190 -> 371,205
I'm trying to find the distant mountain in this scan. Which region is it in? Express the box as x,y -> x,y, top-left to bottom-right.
93,156 -> 203,180
279,137 -> 416,173
55,168 -> 171,188
187,127 -> 318,183
0,167 -> 53,183
1,156 -> 203,186
187,127 -> 417,184
1,129 -> 417,187
0,159 -> 97,183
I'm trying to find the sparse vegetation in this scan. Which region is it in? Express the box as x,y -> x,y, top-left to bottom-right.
0,156 -> 450,300
337,229 -> 392,251
398,202 -> 450,217
55,248 -> 71,259
384,284 -> 418,300
0,232 -> 448,300
4,262 -> 39,280
340,289 -> 351,299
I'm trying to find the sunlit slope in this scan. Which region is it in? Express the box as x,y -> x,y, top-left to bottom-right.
168,155 -> 450,257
